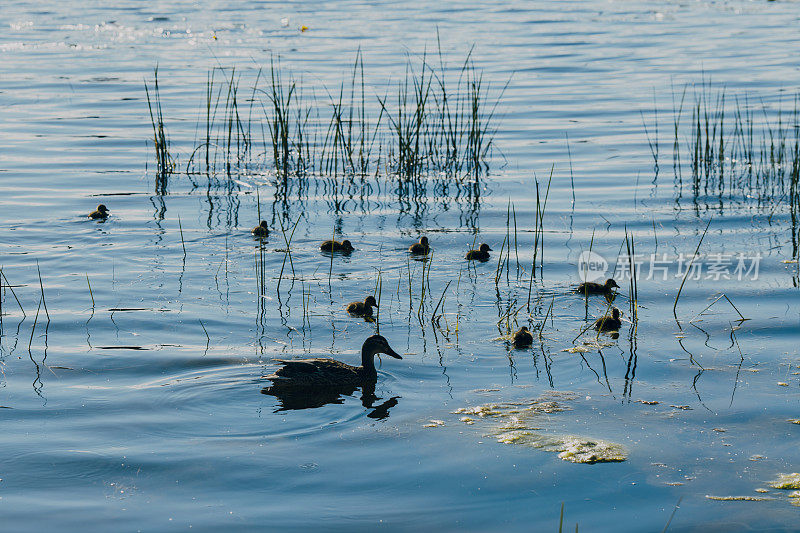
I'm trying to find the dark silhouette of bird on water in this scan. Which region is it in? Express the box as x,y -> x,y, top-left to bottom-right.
576,278 -> 619,296
347,295 -> 378,317
465,243 -> 492,261
89,204 -> 109,220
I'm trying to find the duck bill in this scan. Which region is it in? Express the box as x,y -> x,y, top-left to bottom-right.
385,347 -> 402,359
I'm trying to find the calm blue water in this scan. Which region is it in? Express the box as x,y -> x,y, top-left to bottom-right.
2,1 -> 800,530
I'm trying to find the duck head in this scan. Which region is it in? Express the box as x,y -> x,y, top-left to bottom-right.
364,295 -> 378,308
342,239 -> 354,251
605,279 -> 620,289
479,243 -> 492,252
419,236 -> 429,246
97,204 -> 109,213
259,220 -> 268,229
611,307 -> 621,319
362,335 -> 402,360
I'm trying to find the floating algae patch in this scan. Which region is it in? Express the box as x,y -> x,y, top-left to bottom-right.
789,492 -> 800,507
705,495 -> 775,502
769,473 -> 800,490
562,345 -> 593,354
493,432 -> 627,464
452,404 -> 505,418
554,436 -> 626,464
492,425 -> 626,464
561,338 -> 616,354
495,430 -> 530,444
452,393 -> 570,420
453,393 -> 627,464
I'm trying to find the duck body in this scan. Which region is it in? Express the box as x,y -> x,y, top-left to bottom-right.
251,220 -> 269,237
320,239 -> 354,254
89,204 -> 109,219
513,326 -> 533,348
576,278 -> 619,295
593,307 -> 622,332
465,243 -> 492,261
409,236 -> 430,255
266,358 -> 373,389
263,335 -> 401,392
347,295 -> 378,317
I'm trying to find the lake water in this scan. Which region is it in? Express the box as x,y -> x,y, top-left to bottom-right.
2,1 -> 800,530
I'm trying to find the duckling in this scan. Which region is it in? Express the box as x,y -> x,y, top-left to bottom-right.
465,243 -> 492,261
320,239 -> 354,254
88,204 -> 109,220
512,326 -> 533,348
347,295 -> 378,317
251,220 -> 269,237
576,278 -> 620,296
409,236 -> 430,255
263,335 -> 402,391
593,307 -> 622,332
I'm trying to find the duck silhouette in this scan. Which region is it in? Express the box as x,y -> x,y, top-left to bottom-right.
88,204 -> 109,220
409,236 -> 430,255
262,335 -> 403,414
593,307 -> 622,332
320,239 -> 354,254
251,220 -> 269,237
263,335 -> 401,392
512,326 -> 533,348
347,295 -> 378,317
576,278 -> 619,296
465,243 -> 492,261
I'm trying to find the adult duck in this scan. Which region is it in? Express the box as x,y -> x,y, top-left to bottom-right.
347,295 -> 378,317
320,239 -> 354,254
576,278 -> 619,296
263,335 -> 402,391
465,243 -> 492,261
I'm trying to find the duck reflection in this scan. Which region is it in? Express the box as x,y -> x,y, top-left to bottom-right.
364,391 -> 399,420
264,382 -> 400,419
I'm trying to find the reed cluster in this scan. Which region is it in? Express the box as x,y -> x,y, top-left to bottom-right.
144,66 -> 175,187
654,83 -> 800,203
146,46 -> 506,186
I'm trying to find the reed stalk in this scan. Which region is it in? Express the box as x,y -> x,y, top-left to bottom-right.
673,218 -> 712,326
